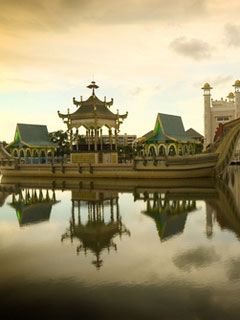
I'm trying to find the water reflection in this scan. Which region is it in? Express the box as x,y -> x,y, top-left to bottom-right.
137,192 -> 196,241
2,171 -> 240,318
8,188 -> 59,227
1,173 -> 240,244
61,190 -> 130,269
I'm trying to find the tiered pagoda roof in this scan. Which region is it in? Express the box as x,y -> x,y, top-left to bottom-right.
58,81 -> 128,123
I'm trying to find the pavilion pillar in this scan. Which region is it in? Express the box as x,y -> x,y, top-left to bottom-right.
86,129 -> 90,151
91,129 -> 94,149
114,128 -> 118,151
109,129 -> 112,151
94,129 -> 98,151
76,128 -> 79,151
69,129 -> 73,151
100,128 -> 103,151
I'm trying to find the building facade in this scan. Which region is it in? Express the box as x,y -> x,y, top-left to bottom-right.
203,80 -> 240,148
136,113 -> 201,156
7,123 -> 56,163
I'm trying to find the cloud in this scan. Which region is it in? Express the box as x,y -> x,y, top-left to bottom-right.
211,75 -> 233,87
0,0 -> 207,33
169,37 -> 212,60
194,75 -> 233,89
227,257 -> 240,281
173,246 -> 220,272
225,23 -> 240,47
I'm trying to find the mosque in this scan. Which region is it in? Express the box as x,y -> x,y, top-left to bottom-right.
203,79 -> 240,150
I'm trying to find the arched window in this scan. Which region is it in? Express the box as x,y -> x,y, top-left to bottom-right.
168,145 -> 176,156
13,149 -> 18,158
178,145 -> 183,156
47,151 -> 52,158
33,150 -> 39,157
149,145 -> 156,157
183,145 -> 189,155
19,149 -> 25,158
159,145 -> 166,156
189,145 -> 193,155
40,150 -> 46,164
26,149 -> 31,158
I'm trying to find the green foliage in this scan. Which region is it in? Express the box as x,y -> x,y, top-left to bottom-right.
49,130 -> 70,156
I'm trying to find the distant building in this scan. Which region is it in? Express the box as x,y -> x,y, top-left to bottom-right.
136,113 -> 201,156
81,133 -> 137,146
185,128 -> 203,143
203,80 -> 240,148
7,123 -> 56,162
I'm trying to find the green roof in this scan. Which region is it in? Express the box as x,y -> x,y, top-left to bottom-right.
159,113 -> 187,140
9,124 -> 56,148
185,128 -> 203,139
142,113 -> 194,143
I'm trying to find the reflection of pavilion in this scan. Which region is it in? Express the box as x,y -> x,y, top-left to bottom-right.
9,189 -> 58,226
62,190 -> 130,269
137,191 -> 197,241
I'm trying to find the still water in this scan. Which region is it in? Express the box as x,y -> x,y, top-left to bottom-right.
1,168 -> 240,319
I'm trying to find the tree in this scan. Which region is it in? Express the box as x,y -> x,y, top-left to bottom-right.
49,130 -> 70,156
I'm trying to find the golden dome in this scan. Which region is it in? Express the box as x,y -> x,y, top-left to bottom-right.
233,80 -> 240,87
201,83 -> 212,90
227,92 -> 234,99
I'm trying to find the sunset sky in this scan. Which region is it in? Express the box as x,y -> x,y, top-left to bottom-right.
1,0 -> 240,142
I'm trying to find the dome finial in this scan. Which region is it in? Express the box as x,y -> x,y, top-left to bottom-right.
87,81 -> 99,96
201,82 -> 212,90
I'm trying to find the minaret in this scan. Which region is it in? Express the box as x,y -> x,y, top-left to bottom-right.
233,80 -> 240,119
202,83 -> 212,148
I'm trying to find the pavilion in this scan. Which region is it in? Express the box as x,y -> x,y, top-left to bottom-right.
58,81 -> 128,164
7,123 -> 56,163
135,113 -> 202,156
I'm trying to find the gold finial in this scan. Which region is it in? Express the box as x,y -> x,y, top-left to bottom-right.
87,81 -> 99,95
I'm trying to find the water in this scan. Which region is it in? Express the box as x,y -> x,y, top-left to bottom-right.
1,168 -> 240,319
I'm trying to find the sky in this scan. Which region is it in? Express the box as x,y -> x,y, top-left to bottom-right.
1,0 -> 240,142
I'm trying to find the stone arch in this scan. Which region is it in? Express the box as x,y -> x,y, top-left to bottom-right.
40,150 -> 46,158
33,149 -> 40,157
168,144 -> 177,156
13,149 -> 19,158
19,149 -> 25,158
26,149 -> 31,158
144,145 -> 148,156
47,150 -> 53,158
189,144 -> 193,155
178,144 -> 183,156
158,144 -> 166,156
148,144 -> 157,157
40,150 -> 46,164
183,145 -> 189,155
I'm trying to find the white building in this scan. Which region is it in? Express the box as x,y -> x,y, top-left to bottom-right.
203,80 -> 240,150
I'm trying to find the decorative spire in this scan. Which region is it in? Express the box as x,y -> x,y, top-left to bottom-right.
87,81 -> 99,96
